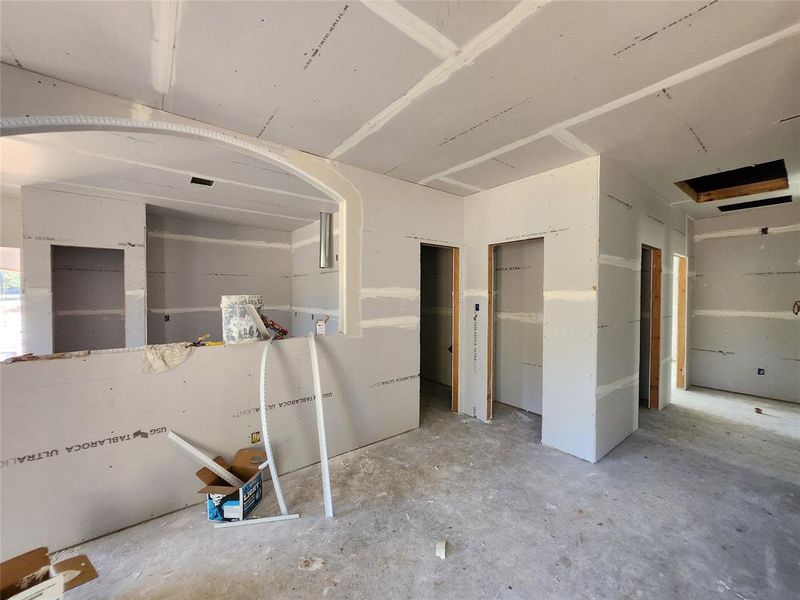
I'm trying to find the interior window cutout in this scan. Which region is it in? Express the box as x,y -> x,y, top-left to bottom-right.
675,159 -> 788,203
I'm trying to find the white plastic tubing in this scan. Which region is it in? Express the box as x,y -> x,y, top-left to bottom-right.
259,340 -> 289,516
308,334 -> 334,518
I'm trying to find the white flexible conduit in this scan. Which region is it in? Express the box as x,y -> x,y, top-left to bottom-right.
259,339 -> 289,516
308,334 -> 334,518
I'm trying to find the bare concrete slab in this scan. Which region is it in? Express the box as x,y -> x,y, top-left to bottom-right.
55,385 -> 800,599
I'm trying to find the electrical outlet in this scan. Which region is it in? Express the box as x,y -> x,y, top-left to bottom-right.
757,368 -> 765,376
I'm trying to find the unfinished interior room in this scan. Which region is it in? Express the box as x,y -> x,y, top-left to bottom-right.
0,1 -> 798,598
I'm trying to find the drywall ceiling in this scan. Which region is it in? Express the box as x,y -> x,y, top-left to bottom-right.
1,1 -> 799,213
0,131 -> 335,230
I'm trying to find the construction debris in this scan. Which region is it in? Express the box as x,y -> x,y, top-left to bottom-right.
194,448 -> 266,523
167,431 -> 244,488
435,540 -> 447,560
0,547 -> 97,599
212,513 -> 300,529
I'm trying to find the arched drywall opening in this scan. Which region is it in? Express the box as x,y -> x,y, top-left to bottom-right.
0,115 -> 362,335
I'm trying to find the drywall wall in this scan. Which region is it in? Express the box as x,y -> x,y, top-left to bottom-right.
1,154 -> 463,558
420,244 -> 453,386
1,64 -> 363,335
462,157 -> 600,462
0,184 -> 22,249
289,215 -> 340,337
22,186 -> 146,354
689,203 -> 800,402
493,238 -> 543,414
596,159 -> 687,458
52,246 -> 125,352
146,213 -> 291,344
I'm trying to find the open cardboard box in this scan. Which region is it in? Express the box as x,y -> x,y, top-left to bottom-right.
196,448 -> 265,522
0,547 -> 97,600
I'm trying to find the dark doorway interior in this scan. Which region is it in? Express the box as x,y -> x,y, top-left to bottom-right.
420,244 -> 457,413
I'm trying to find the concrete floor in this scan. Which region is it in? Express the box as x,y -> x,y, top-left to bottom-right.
58,383 -> 800,599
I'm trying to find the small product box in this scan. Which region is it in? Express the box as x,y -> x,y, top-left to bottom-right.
0,547 -> 97,600
195,448 -> 265,522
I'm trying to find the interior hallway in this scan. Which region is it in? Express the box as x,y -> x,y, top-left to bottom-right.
57,385 -> 799,600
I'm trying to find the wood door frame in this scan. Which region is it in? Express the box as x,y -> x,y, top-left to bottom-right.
643,245 -> 662,410
675,254 -> 688,390
420,243 -> 460,413
487,244 -> 495,420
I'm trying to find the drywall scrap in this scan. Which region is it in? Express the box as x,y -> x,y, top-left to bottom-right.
435,540 -> 447,560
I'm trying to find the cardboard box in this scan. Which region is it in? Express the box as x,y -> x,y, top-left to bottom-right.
0,547 -> 97,600
196,448 -> 265,522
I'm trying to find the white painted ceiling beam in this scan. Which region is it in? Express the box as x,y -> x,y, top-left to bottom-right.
328,1 -> 551,159
362,1 -> 458,61
419,21 -> 800,185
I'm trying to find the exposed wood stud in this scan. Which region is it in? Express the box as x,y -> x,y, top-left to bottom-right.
451,246 -> 460,413
676,255 -> 687,390
486,244 -> 495,421
649,247 -> 662,410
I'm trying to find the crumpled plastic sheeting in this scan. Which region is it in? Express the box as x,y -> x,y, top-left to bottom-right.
143,343 -> 195,374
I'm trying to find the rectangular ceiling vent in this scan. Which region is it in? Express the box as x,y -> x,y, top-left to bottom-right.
675,159 -> 788,203
717,195 -> 793,212
190,176 -> 215,187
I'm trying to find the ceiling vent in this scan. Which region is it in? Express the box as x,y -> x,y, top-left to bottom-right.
717,195 -> 792,213
675,159 -> 788,203
190,176 -> 215,187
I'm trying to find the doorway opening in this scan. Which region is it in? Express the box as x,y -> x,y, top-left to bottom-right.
419,244 -> 459,415
672,254 -> 688,389
639,245 -> 662,409
487,238 -> 544,420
